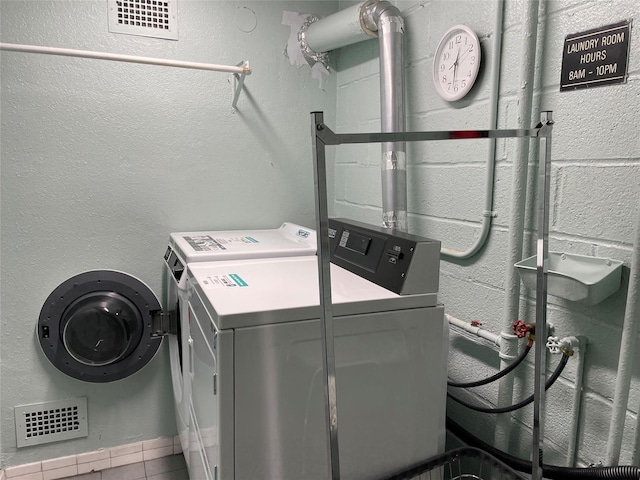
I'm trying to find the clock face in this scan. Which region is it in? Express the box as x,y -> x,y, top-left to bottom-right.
433,25 -> 481,102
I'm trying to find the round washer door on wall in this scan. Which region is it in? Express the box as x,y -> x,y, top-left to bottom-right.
38,270 -> 163,383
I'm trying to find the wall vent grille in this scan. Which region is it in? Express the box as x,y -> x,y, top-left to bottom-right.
15,398 -> 88,448
108,0 -> 178,40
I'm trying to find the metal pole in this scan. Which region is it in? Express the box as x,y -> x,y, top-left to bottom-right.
310,112 -> 341,480
532,111 -> 553,480
0,43 -> 250,74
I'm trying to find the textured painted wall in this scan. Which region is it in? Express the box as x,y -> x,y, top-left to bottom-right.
334,0 -> 639,468
0,0 -> 336,468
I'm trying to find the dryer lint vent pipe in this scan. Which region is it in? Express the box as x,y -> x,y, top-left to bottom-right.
301,0 -> 407,231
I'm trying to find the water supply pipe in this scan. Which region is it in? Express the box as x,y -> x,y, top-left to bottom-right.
446,314 -> 502,347
494,0 -> 543,452
606,199 -> 640,466
565,336 -> 587,467
303,0 -> 407,230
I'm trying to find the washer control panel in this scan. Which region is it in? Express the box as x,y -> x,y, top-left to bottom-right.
328,218 -> 440,295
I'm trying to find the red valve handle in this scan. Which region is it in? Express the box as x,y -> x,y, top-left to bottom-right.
513,320 -> 528,338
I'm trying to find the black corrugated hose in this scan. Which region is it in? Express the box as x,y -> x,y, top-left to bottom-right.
447,353 -> 568,414
447,417 -> 640,479
448,344 -> 532,388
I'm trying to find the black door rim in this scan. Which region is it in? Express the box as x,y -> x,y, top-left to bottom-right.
38,270 -> 162,383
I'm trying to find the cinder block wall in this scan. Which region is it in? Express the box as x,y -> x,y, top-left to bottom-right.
334,0 -> 639,466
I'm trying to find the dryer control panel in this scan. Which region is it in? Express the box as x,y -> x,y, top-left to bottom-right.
328,218 -> 440,295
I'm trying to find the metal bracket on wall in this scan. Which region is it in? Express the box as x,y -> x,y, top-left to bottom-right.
310,111 -> 554,480
232,61 -> 250,109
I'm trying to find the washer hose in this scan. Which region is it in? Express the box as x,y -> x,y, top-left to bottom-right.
448,353 -> 568,414
447,417 -> 640,479
448,344 -> 532,388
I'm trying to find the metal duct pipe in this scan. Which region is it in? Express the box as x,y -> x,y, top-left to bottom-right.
373,2 -> 407,231
302,0 -> 407,231
304,2 -> 375,53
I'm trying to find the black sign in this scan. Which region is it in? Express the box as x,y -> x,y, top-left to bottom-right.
560,20 -> 631,91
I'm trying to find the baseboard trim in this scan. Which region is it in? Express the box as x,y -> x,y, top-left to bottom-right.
2,435 -> 182,480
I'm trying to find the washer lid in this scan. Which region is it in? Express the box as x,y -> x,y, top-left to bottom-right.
187,257 -> 439,331
38,270 -> 163,383
168,222 -> 316,264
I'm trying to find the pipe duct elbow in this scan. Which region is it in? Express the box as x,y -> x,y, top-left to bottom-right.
365,0 -> 404,34
362,0 -> 404,34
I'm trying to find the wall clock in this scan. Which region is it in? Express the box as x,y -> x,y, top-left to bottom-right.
433,25 -> 481,102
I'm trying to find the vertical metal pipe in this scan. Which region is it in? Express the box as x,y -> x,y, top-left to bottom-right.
494,0 -> 541,451
607,197 -> 640,465
631,227 -> 640,466
374,4 -> 407,231
532,111 -> 553,480
567,337 -> 587,467
311,112 -> 341,480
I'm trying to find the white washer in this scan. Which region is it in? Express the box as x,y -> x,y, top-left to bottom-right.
35,222 -> 315,470
186,255 -> 448,480
161,223 -> 316,469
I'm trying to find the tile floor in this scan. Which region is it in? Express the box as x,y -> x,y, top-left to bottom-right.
57,454 -> 188,480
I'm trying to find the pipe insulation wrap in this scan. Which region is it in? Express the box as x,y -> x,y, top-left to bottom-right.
304,1 -> 373,54
382,162 -> 407,230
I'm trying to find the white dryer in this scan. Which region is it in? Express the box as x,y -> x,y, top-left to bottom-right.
185,220 -> 447,480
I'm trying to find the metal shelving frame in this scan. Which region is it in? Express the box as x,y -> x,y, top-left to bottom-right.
310,110 -> 554,480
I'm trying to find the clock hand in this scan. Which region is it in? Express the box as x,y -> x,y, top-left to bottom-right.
453,60 -> 458,85
458,45 -> 473,63
451,47 -> 460,85
449,46 -> 460,70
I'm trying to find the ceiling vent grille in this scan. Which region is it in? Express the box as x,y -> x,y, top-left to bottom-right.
15,398 -> 88,447
108,0 -> 178,40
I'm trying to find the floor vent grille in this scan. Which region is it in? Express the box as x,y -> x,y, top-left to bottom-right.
108,0 -> 178,40
15,398 -> 88,447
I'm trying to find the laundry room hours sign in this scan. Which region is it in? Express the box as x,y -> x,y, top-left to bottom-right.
560,20 -> 631,91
